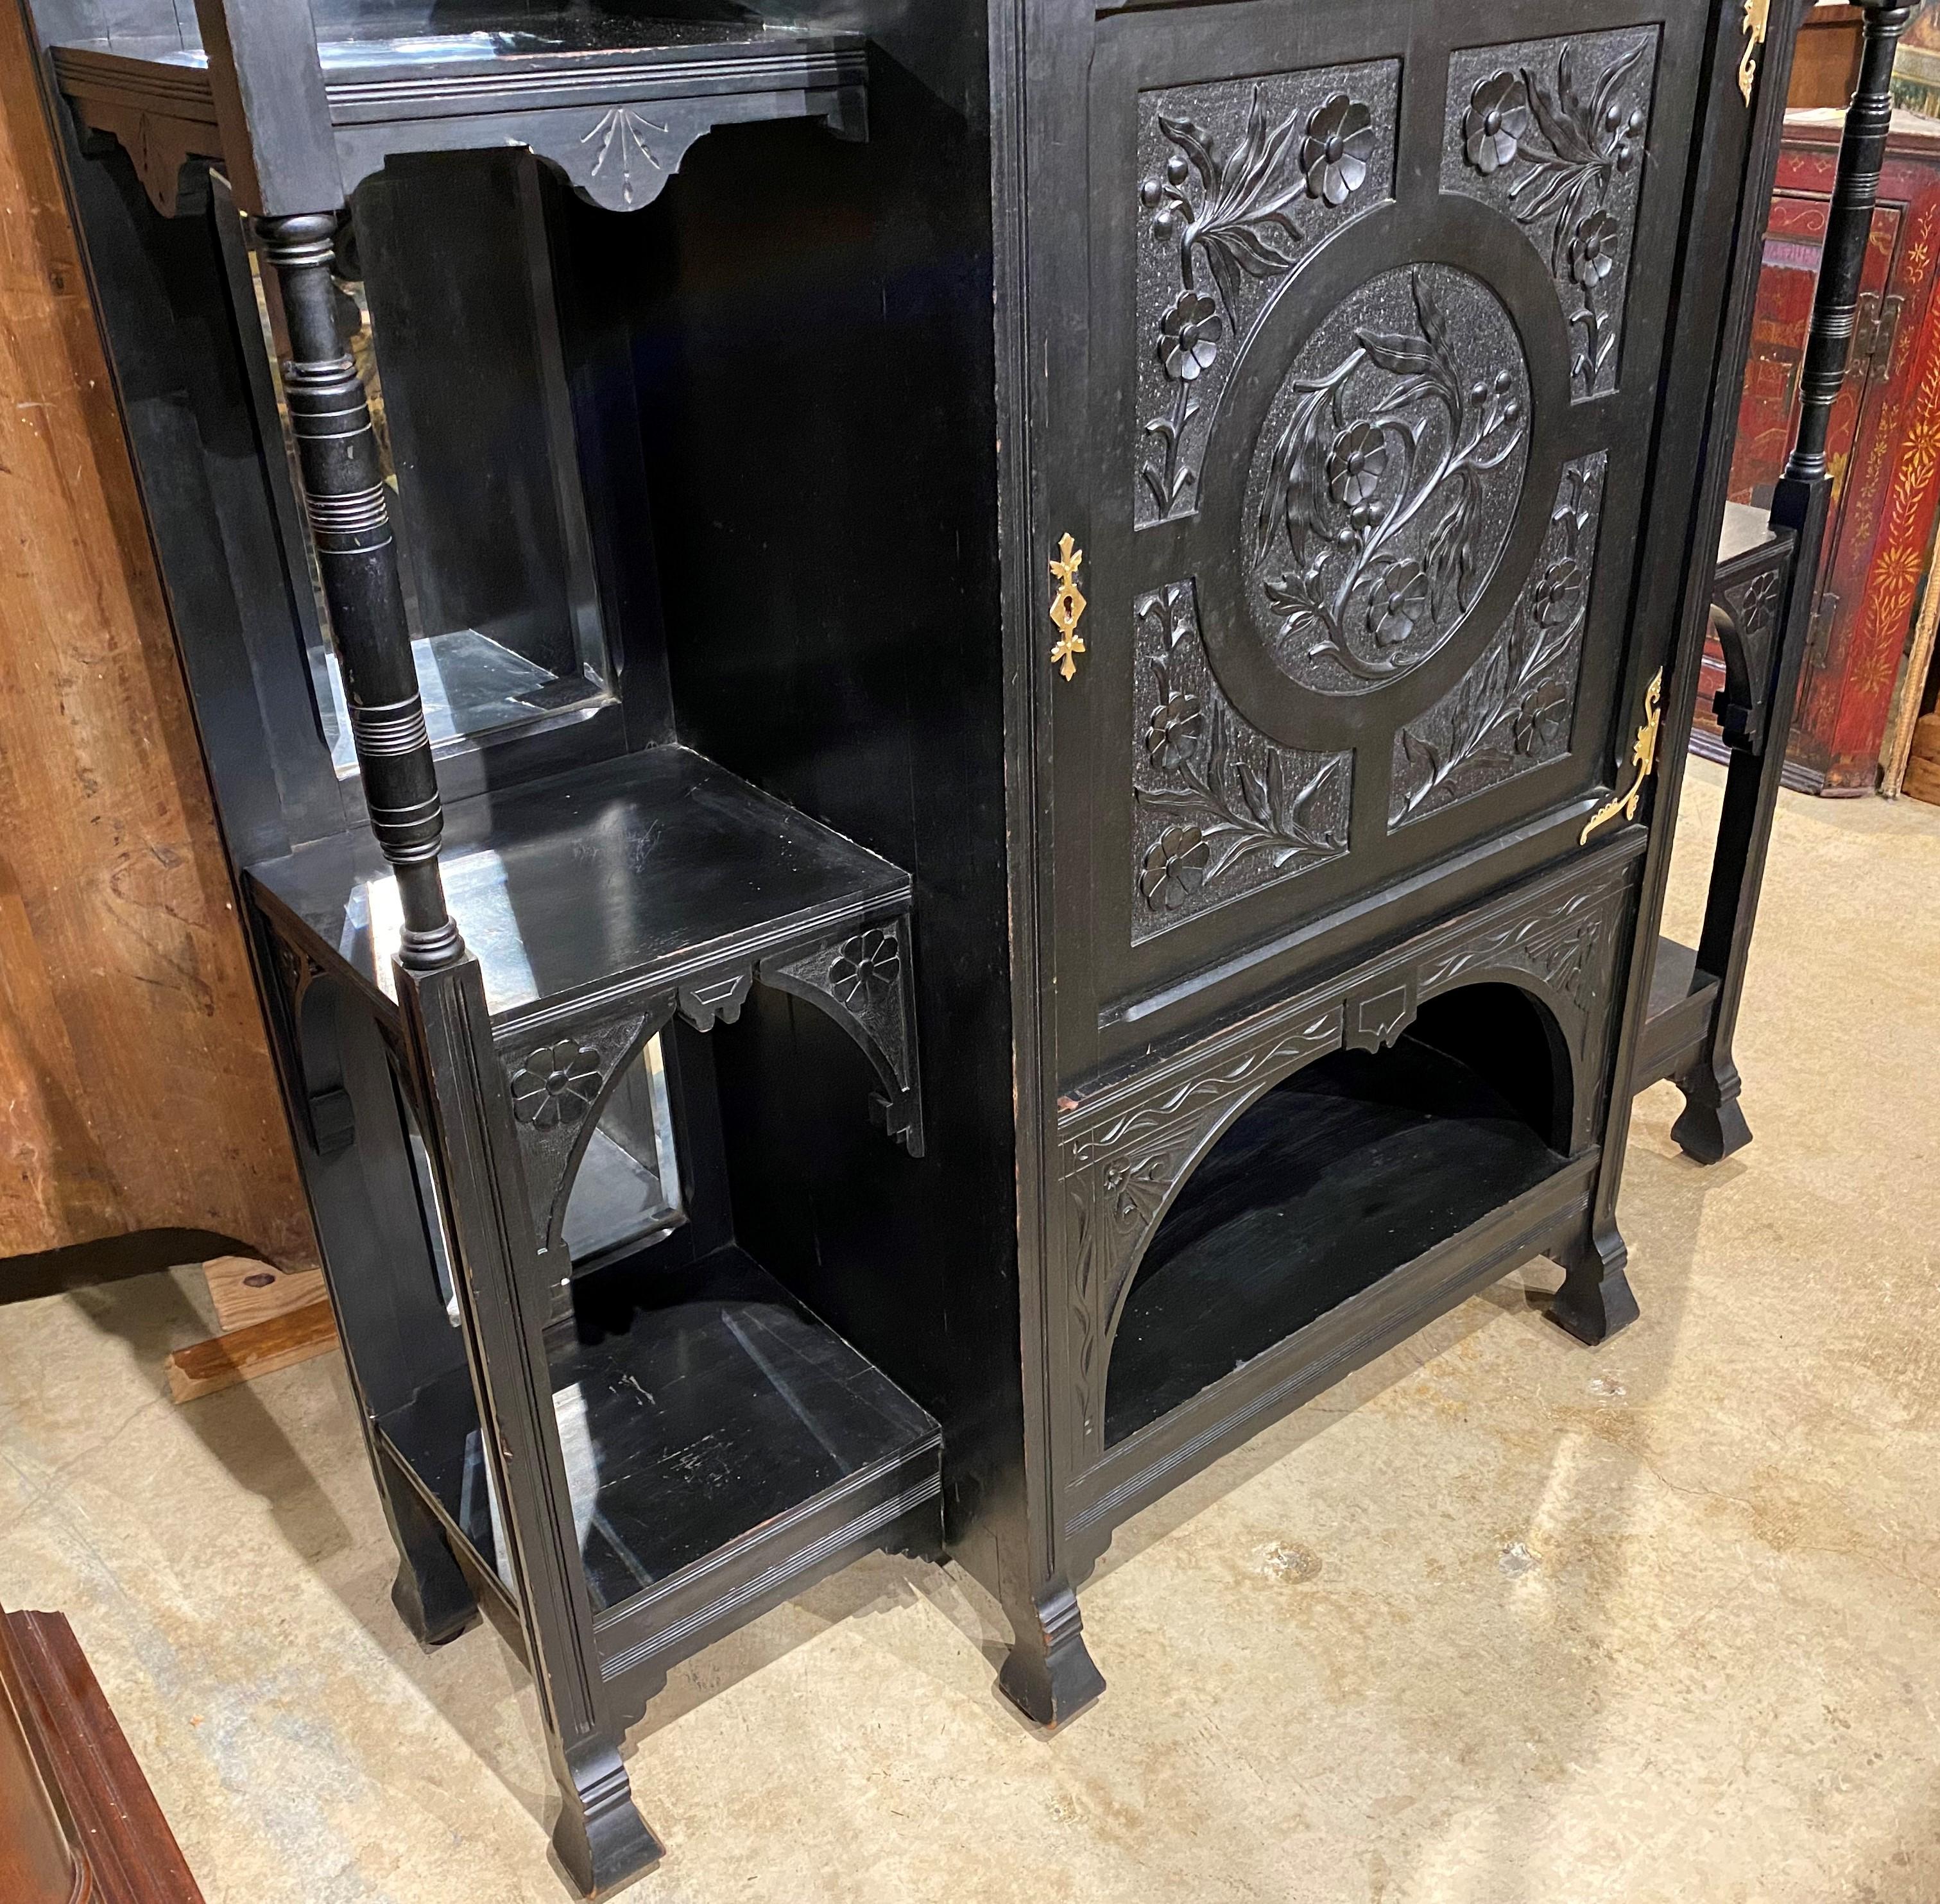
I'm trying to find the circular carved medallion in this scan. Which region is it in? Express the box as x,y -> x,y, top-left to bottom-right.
1241,263 -> 1531,696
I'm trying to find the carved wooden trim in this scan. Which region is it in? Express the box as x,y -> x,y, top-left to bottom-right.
1708,534 -> 1793,753
1134,59 -> 1400,525
1060,1006 -> 1342,1445
1131,579 -> 1350,939
760,916 -> 925,1156
1391,451 -> 1608,824
1443,28 -> 1660,400
1054,840 -> 1638,1459
53,40 -> 868,219
499,1007 -> 666,1254
3,1607 -> 207,1903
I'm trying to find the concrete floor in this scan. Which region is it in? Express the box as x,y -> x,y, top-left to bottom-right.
3,759 -> 1937,1904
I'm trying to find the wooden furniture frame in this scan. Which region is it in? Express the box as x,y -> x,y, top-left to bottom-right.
1,1605 -> 207,1904
25,0 -> 1807,1892
1638,2 -> 1910,1161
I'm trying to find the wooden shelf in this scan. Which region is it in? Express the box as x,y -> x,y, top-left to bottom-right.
248,742 -> 910,1027
53,12 -> 867,217
1634,936 -> 1723,1092
377,1243 -> 940,1618
1104,1039 -> 1568,1448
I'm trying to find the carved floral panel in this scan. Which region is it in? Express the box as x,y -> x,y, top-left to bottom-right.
1390,450 -> 1608,825
1442,28 -> 1660,399
1131,579 -> 1351,943
1135,60 -> 1400,526
1244,264 -> 1532,695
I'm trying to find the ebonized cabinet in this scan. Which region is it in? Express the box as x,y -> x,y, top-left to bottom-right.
22,0 -> 1805,1891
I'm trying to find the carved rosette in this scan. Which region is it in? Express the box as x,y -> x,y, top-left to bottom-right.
1135,60 -> 1400,526
760,919 -> 923,1156
1391,451 -> 1608,825
1243,266 -> 1532,695
1443,28 -> 1660,399
1131,580 -> 1350,941
1712,560 -> 1785,751
499,1009 -> 663,1251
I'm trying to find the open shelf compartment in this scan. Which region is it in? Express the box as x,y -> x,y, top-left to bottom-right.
1105,999 -> 1571,1448
246,742 -> 911,1022
376,1241 -> 940,1622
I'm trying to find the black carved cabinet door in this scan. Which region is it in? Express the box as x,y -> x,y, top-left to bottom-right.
1035,0 -> 1715,1081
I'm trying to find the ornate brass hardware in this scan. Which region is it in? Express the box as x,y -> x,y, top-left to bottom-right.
1738,0 -> 1771,106
1048,533 -> 1088,681
1581,669 -> 1664,843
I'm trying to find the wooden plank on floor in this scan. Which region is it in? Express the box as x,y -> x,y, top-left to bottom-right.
165,1302 -> 338,1404
198,1255 -> 329,1335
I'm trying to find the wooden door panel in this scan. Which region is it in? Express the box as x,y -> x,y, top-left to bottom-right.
1049,0 -> 1714,1081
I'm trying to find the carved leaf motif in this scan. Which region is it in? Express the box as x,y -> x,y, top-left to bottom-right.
1449,30 -> 1655,399
1138,64 -> 1396,526
1131,582 -> 1350,938
1392,454 -> 1607,825
1248,267 -> 1528,689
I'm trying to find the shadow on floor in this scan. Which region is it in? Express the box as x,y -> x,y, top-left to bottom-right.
0,1228 -> 256,1305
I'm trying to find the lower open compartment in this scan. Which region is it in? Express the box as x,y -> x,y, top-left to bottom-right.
1104,983 -> 1574,1448
377,1239 -> 940,1622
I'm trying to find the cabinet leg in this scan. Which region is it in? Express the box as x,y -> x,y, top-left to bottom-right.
1669,1054 -> 1753,1165
375,1445 -> 476,1647
548,1733 -> 664,1898
997,1575 -> 1106,1730
1547,1218 -> 1639,1346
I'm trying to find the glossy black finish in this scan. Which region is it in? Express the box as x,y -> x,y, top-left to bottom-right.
28,0 -> 1805,1883
256,207 -> 459,965
51,12 -> 867,219
250,744 -> 909,1023
379,1243 -> 941,1615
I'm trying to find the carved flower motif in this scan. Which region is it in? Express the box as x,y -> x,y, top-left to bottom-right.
1366,560 -> 1434,650
829,928 -> 901,1007
1464,73 -> 1528,176
1140,825 -> 1211,910
1532,556 -> 1588,631
510,1040 -> 603,1131
1326,420 -> 1388,513
1570,209 -> 1622,289
1510,679 -> 1571,756
1301,93 -> 1375,207
1157,289 -> 1223,382
1145,690 -> 1205,769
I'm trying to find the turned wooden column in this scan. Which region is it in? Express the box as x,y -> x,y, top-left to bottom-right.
1783,3 -> 1915,487
1676,0 -> 1911,1162
256,210 -> 463,972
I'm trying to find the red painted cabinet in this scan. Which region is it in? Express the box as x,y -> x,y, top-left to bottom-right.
1699,111 -> 1940,794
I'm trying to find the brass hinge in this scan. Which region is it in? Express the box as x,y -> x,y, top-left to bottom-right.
1855,291 -> 1905,370
1806,590 -> 1841,669
1048,532 -> 1088,681
1739,0 -> 1771,107
1581,669 -> 1665,844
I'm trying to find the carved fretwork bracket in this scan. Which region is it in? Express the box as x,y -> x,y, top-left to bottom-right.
1708,532 -> 1796,755
499,1008 -> 666,1255
760,917 -> 925,1158
492,911 -> 925,1253
1053,843 -> 1638,1466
